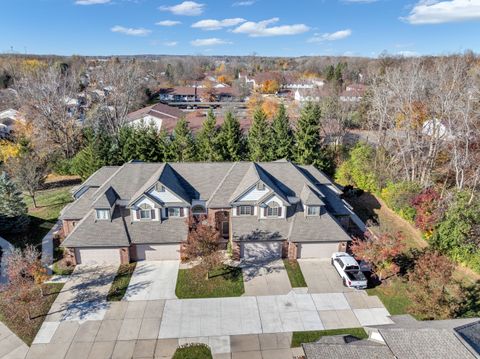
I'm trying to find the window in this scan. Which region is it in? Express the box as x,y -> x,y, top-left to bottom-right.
307,206 -> 320,216
256,182 -> 265,191
168,207 -> 182,217
96,209 -> 109,220
155,183 -> 165,192
237,205 -> 253,216
139,204 -> 152,220
191,205 -> 206,215
265,201 -> 282,217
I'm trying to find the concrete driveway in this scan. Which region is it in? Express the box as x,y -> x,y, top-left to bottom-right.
124,260 -> 179,301
43,265 -> 118,323
242,259 -> 292,296
299,259 -> 354,293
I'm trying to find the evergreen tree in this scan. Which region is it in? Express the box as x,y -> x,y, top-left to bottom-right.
218,112 -> 245,161
71,142 -> 105,181
170,118 -> 197,162
196,110 -> 221,161
248,107 -> 272,162
118,126 -> 137,162
294,102 -> 332,171
0,172 -> 29,234
270,104 -> 293,160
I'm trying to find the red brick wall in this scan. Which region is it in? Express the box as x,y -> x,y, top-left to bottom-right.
120,247 -> 130,264
62,220 -> 78,237
287,242 -> 298,260
65,248 -> 77,266
232,241 -> 241,260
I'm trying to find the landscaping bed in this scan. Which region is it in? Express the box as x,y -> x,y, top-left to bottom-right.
173,344 -> 212,359
176,265 -> 244,299
107,263 -> 137,301
291,328 -> 368,348
283,259 -> 307,287
0,282 -> 64,346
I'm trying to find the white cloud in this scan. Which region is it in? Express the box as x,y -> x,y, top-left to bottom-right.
403,0 -> 480,24
233,0 -> 255,6
156,20 -> 181,26
164,41 -> 179,46
308,29 -> 352,42
232,18 -> 309,37
75,0 -> 111,4
190,38 -> 232,46
159,1 -> 204,16
111,25 -> 151,36
192,18 -> 246,30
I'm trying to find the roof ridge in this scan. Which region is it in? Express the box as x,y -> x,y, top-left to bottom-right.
206,162 -> 238,207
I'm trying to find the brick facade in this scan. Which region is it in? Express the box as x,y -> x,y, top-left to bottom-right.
62,220 -> 78,237
120,247 -> 130,264
287,241 -> 298,259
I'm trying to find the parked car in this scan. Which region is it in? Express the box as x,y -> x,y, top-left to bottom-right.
331,252 -> 368,289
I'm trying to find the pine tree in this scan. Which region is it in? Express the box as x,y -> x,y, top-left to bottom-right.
196,110 -> 221,161
170,118 -> 197,162
270,104 -> 293,160
0,172 -> 29,234
218,112 -> 245,161
248,107 -> 272,162
71,142 -> 105,180
293,102 -> 332,171
118,126 -> 137,162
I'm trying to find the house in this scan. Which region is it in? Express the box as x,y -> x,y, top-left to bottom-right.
303,314 -> 480,359
339,84 -> 367,102
0,109 -> 25,139
157,86 -> 240,103
126,103 -> 184,131
60,160 -> 354,265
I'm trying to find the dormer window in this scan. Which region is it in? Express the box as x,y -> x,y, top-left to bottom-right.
139,204 -> 152,220
192,205 -> 207,215
265,201 -> 282,217
96,209 -> 110,220
307,206 -> 320,216
155,183 -> 165,192
256,182 -> 265,191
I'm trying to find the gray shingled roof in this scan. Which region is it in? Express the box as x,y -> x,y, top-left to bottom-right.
300,184 -> 325,206
303,342 -> 394,359
232,215 -> 291,241
92,187 -> 118,209
289,211 -> 351,243
70,166 -> 120,196
379,328 -> 475,359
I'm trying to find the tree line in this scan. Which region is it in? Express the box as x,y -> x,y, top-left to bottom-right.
65,103 -> 334,180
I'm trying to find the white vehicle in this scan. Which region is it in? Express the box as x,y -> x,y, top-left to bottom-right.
331,252 -> 368,289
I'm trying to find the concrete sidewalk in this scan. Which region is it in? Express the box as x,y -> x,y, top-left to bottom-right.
0,322 -> 28,359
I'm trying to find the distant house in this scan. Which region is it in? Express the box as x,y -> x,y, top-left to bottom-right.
294,88 -> 326,103
0,109 -> 25,139
339,84 -> 366,102
126,103 -> 184,131
157,86 -> 240,103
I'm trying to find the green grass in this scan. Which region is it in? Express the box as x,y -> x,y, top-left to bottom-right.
0,283 -> 64,346
2,186 -> 74,248
173,344 -> 212,359
367,279 -> 413,316
291,328 -> 368,348
107,263 -> 137,301
176,265 -> 244,299
283,259 -> 307,287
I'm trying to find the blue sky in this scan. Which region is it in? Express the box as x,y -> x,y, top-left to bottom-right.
1,0 -> 480,57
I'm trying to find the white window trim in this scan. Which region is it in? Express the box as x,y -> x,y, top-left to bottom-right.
168,207 -> 182,218
307,206 -> 320,216
237,205 -> 253,216
96,209 -> 110,220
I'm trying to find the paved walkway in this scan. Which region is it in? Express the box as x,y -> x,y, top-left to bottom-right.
242,260 -> 292,296
0,235 -> 14,285
124,261 -> 179,301
41,220 -> 62,274
0,322 -> 29,359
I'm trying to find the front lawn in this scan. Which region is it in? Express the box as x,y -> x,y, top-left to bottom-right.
0,283 -> 64,346
2,185 -> 74,248
367,279 -> 413,316
173,344 -> 212,359
291,328 -> 368,348
283,259 -> 307,287
176,265 -> 244,299
107,263 -> 137,301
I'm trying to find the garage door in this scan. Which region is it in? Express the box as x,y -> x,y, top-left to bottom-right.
242,241 -> 282,261
297,242 -> 340,259
76,248 -> 121,265
135,244 -> 180,261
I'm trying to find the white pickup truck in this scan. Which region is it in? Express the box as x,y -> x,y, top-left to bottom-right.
331,252 -> 368,289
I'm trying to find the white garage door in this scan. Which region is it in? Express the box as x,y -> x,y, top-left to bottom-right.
297,242 -> 340,259
76,248 -> 121,265
135,244 -> 180,261
242,241 -> 282,261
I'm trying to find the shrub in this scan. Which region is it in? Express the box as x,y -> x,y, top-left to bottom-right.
173,344 -> 212,359
51,158 -> 75,176
335,142 -> 380,193
411,188 -> 442,237
380,181 -> 420,222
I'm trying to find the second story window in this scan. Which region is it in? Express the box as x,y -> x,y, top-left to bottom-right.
307,206 -> 320,216
237,205 -> 253,216
155,183 -> 165,192
96,209 -> 110,220
265,201 -> 282,217
168,207 -> 183,217
139,204 -> 152,220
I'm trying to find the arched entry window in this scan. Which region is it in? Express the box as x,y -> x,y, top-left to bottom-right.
191,204 -> 207,215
